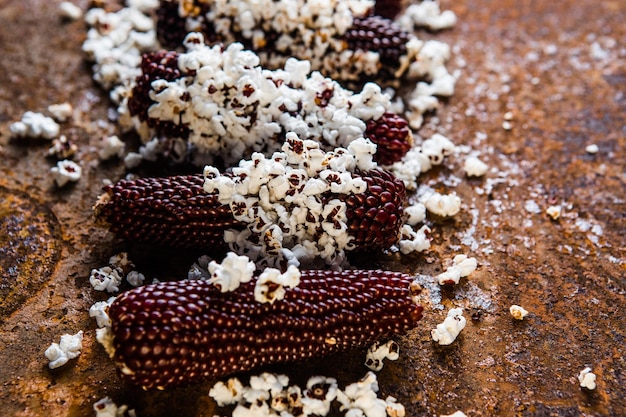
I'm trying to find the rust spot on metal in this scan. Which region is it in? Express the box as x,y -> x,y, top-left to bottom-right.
0,186 -> 62,320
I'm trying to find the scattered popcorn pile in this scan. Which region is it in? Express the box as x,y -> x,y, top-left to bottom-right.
209,371 -> 403,417
89,252 -> 145,293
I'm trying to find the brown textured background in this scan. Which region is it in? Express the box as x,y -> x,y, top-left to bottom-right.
0,1 -> 624,416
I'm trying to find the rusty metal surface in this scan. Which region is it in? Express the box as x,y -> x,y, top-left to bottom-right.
0,1 -> 624,416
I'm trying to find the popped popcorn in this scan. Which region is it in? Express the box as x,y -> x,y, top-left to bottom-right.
44,330 -> 83,369
578,367 -> 597,390
398,224 -> 432,254
337,372 -> 387,417
89,266 -> 123,293
509,305 -> 529,320
431,308 -> 466,345
98,135 -> 126,160
50,159 -> 82,187
209,377 -> 245,407
59,2 -> 83,21
254,265 -> 301,304
424,192 -> 462,217
207,252 -> 256,293
440,412 -> 468,417
47,102 -> 73,122
93,397 -> 135,417
398,1 -> 458,32
126,270 -> 145,287
463,156 -> 489,177
89,297 -> 116,328
10,111 -> 60,139
436,255 -> 478,285
365,340 -> 400,371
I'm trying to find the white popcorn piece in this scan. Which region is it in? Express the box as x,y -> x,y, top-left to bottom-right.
436,255 -> 478,285
509,305 -> 529,320
126,270 -> 145,287
391,134 -> 455,190
464,156 -> 488,177
365,340 -> 400,371
208,252 -> 256,293
47,102 -> 73,122
398,2 -> 458,31
254,265 -> 301,304
44,331 -> 83,369
89,266 -> 123,293
59,2 -> 83,20
404,203 -> 426,225
93,397 -> 135,417
89,297 -> 116,328
425,191 -> 462,217
108,252 -> 135,273
10,111 -> 60,139
209,377 -> 245,406
50,159 -> 82,187
301,376 -> 338,416
578,367 -> 597,390
546,205 -> 562,220
98,135 -> 126,160
431,308 -> 466,345
398,224 -> 431,254
585,144 -> 599,154
440,412 -> 468,417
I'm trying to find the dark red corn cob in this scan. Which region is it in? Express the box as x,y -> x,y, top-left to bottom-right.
107,270 -> 423,389
341,15 -> 411,68
94,174 -> 244,249
364,112 -> 413,165
127,50 -> 191,140
94,169 -> 407,254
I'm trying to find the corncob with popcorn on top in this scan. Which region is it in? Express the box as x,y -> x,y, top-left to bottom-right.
154,0 -> 422,83
95,134 -> 408,269
123,32 -> 413,167
102,263 -> 424,390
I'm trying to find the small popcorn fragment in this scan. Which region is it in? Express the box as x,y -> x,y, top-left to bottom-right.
365,340 -> 400,371
578,367 -> 597,390
546,205 -> 562,220
47,102 -> 73,122
44,331 -> 83,369
424,191 -> 462,217
436,255 -> 477,285
50,159 -> 82,187
108,252 -> 135,275
106,269 -> 423,389
463,156 -> 488,177
89,266 -> 123,293
10,111 -> 60,139
47,135 -> 78,159
585,144 -> 599,154
431,308 -> 466,345
509,305 -> 529,320
59,2 -> 83,21
126,271 -> 146,287
98,135 -> 126,160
